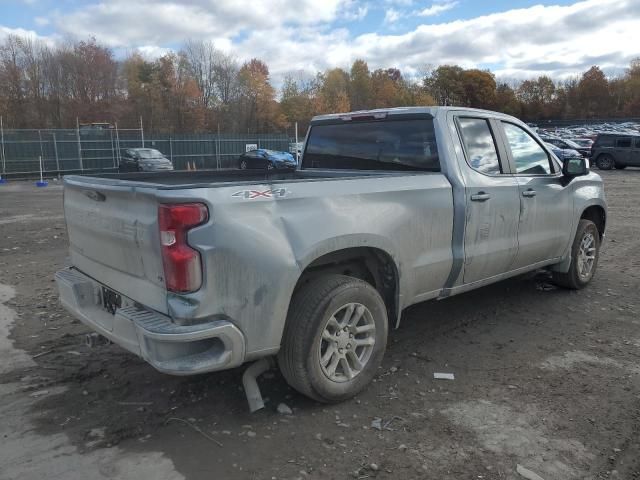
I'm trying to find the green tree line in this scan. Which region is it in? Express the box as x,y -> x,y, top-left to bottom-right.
1,35 -> 639,133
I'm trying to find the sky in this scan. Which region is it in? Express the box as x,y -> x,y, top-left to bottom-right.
0,0 -> 638,84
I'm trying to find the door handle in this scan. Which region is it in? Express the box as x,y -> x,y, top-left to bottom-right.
522,189 -> 537,198
470,192 -> 491,202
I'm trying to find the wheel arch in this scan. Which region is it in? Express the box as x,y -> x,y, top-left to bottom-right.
580,204 -> 606,239
291,246 -> 401,328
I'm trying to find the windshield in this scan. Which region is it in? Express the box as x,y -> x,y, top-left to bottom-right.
303,118 -> 440,171
137,149 -> 165,159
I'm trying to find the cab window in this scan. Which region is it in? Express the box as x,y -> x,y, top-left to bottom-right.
502,122 -> 552,175
456,117 -> 502,175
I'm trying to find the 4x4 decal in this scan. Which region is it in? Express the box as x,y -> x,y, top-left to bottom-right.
231,188 -> 290,199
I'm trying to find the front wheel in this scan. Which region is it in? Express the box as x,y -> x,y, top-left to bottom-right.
239,159 -> 248,169
552,219 -> 600,289
278,274 -> 388,403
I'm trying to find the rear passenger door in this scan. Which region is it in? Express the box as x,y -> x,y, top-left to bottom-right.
497,121 -> 572,269
454,115 -> 521,284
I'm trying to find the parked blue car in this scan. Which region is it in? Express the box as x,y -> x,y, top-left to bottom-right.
545,142 -> 583,163
238,149 -> 297,170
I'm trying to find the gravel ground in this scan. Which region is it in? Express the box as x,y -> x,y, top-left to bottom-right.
1,171 -> 639,480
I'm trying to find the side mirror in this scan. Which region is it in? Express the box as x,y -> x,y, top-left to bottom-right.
562,156 -> 588,178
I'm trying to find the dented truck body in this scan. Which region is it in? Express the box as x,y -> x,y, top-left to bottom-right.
56,107 -> 606,377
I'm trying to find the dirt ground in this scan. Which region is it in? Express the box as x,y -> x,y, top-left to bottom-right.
1,171 -> 639,480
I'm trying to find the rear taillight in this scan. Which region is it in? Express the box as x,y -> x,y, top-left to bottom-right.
158,203 -> 208,293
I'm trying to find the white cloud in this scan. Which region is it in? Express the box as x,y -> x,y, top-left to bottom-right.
384,8 -> 401,24
417,1 -> 458,17
0,25 -> 46,41
3,0 -> 638,85
51,0 -> 348,47
136,45 -> 172,59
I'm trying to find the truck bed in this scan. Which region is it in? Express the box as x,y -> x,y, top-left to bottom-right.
67,168 -> 416,189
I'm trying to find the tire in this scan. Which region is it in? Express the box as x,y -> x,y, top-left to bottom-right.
239,159 -> 248,169
266,162 -> 274,170
615,164 -> 627,170
595,154 -> 614,170
552,219 -> 600,289
278,274 -> 388,403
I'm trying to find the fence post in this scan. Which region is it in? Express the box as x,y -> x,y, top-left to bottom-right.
52,132 -> 60,177
169,135 -> 173,163
115,122 -> 121,168
217,123 -> 221,170
110,128 -> 116,169
140,116 -> 144,147
76,117 -> 84,171
38,130 -> 45,174
0,116 -> 5,180
295,122 -> 299,163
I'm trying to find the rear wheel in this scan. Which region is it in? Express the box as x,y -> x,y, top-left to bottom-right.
552,219 -> 600,289
278,274 -> 388,403
596,154 -> 614,170
239,159 -> 248,169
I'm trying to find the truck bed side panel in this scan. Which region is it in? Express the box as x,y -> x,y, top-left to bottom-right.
164,173 -> 454,355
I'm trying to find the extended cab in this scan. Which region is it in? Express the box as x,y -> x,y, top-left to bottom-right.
56,107 -> 606,403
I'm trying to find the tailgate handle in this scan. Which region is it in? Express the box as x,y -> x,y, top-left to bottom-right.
470,192 -> 491,202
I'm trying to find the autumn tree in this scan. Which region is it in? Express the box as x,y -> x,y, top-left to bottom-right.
237,58 -> 285,132
494,83 -> 520,116
577,66 -> 610,117
423,65 -> 465,105
280,74 -> 316,132
461,69 -> 496,109
349,59 -> 372,110
316,68 -> 350,114
0,35 -> 28,127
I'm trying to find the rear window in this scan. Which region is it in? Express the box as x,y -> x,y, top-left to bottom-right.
303,119 -> 439,171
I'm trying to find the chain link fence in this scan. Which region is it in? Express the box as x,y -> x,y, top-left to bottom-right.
0,125 -> 291,179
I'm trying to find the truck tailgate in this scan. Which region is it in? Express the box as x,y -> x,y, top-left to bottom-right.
63,178 -> 168,313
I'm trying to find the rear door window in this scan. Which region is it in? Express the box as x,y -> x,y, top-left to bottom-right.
616,138 -> 632,148
502,122 -> 553,175
596,136 -> 614,147
456,117 -> 502,175
635,138 -> 640,148
303,119 -> 439,171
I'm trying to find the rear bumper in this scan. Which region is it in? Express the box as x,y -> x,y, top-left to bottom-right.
55,268 -> 245,375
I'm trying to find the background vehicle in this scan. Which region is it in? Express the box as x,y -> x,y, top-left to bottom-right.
590,133 -> 640,170
238,149 -> 297,170
56,107 -> 605,404
119,148 -> 173,172
571,138 -> 594,149
545,142 -> 584,163
541,136 -> 591,157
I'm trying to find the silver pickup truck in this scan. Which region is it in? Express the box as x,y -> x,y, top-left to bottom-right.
56,107 -> 606,404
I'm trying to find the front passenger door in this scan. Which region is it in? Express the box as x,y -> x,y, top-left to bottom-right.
499,121 -> 572,269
